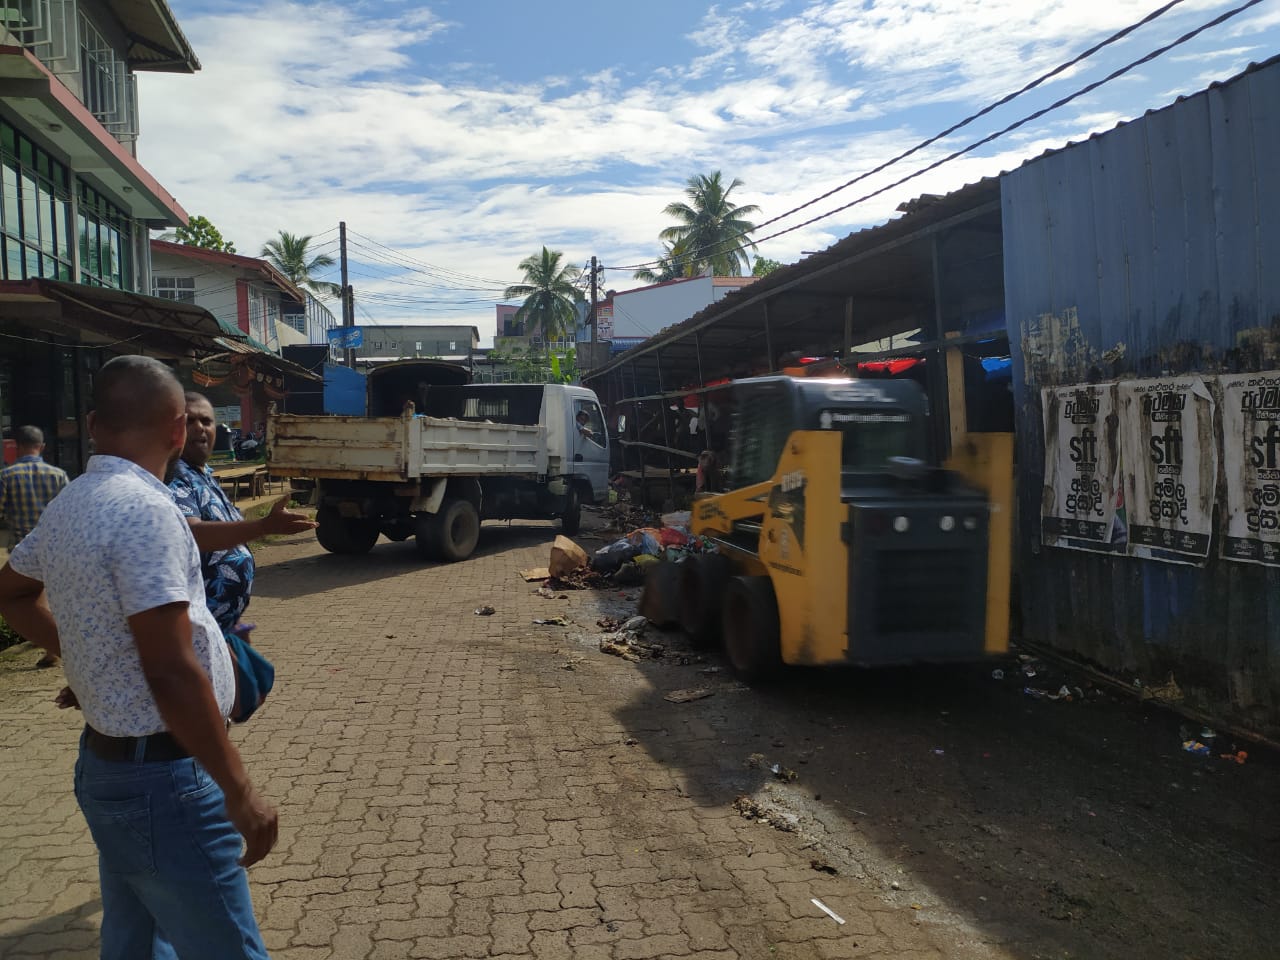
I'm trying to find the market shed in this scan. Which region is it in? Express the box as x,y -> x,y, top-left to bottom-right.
584,178 -> 1010,479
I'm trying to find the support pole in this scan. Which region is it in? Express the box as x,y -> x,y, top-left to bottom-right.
763,300 -> 775,373
844,296 -> 854,362
589,256 -> 598,367
339,221 -> 354,369
694,330 -> 708,457
930,233 -> 954,458
655,349 -> 676,507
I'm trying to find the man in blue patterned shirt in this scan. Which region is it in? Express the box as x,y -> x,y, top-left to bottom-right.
168,393 -> 314,633
1,426 -> 68,667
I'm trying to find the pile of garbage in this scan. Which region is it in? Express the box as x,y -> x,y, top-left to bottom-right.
589,511 -> 716,585
537,512 -> 715,591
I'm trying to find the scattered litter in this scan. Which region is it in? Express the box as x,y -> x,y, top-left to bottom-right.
533,586 -> 567,599
665,687 -> 714,704
932,748 -> 945,756
700,666 -> 722,676
890,881 -> 901,890
811,899 -> 846,925
1139,673 -> 1183,704
474,606 -> 495,616
520,567 -> 550,582
561,655 -> 585,671
770,763 -> 798,782
734,795 -> 766,819
533,616 -> 569,626
810,859 -> 838,875
746,753 -> 767,769
549,535 -> 588,578
620,616 -> 649,636
1221,750 -> 1248,764
1200,727 -> 1217,740
623,737 -> 638,746
1182,740 -> 1212,756
597,616 -> 624,632
1022,663 -> 1038,678
599,639 -> 641,662
911,903 -> 923,911
991,668 -> 1005,680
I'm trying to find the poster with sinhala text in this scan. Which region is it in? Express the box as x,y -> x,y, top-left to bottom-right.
1221,372 -> 1280,567
1118,378 -> 1217,564
1041,383 -> 1124,553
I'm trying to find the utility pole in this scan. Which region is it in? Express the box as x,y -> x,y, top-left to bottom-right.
339,220 -> 354,369
586,257 -> 596,355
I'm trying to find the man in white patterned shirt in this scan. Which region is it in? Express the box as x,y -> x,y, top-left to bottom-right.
0,355 -> 277,959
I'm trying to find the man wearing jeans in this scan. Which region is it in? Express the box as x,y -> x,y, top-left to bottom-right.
0,355 -> 276,959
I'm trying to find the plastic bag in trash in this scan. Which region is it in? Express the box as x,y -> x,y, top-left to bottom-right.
592,538 -> 640,575
626,528 -> 663,556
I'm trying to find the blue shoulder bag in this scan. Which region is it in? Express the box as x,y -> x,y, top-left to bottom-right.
225,623 -> 275,723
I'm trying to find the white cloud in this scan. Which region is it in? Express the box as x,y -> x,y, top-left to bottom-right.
135,0 -> 1277,339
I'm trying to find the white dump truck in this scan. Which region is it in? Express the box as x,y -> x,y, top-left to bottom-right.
266,360 -> 610,561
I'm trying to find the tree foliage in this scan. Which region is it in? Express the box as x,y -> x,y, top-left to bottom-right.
633,241 -> 687,283
173,214 -> 236,253
752,256 -> 784,277
656,171 -> 760,277
502,247 -> 584,354
260,231 -> 339,295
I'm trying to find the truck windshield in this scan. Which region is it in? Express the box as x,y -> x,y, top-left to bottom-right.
823,410 -> 924,471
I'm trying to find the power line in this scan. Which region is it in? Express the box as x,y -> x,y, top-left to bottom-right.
610,0 -> 1232,273
346,229 -> 518,287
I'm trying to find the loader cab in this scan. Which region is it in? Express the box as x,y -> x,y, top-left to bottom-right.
727,376 -> 934,494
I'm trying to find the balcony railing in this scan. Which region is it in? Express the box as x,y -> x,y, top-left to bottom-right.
1,1 -> 138,144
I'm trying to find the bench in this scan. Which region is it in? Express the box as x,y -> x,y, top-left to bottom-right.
213,464 -> 267,502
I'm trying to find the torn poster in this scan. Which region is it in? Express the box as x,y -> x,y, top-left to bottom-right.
1041,383 -> 1125,553
1221,372 -> 1280,567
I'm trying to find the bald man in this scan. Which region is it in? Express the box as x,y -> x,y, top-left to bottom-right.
0,355 -> 276,959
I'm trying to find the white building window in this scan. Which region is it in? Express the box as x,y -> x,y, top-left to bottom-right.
154,276 -> 195,303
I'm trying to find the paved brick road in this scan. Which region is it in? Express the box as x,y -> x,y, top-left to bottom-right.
0,520 -> 1010,960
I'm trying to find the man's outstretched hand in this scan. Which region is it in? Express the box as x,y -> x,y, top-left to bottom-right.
260,496 -> 318,537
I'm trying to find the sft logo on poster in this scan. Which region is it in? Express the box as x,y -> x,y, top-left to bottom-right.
1066,422 -> 1103,517
1249,423 -> 1280,477
1149,424 -> 1184,476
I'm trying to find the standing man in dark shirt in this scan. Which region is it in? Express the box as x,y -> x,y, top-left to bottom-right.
1,425 -> 69,668
168,393 -> 314,633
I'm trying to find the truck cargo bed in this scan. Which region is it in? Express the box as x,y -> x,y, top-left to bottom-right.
267,413 -> 545,481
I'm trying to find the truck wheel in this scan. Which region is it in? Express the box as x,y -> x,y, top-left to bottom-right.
433,498 -> 481,563
679,553 -> 730,647
721,576 -> 781,680
561,487 -> 582,535
316,506 -> 380,555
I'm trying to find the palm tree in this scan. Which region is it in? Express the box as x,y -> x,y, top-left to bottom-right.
658,171 -> 760,277
260,231 -> 339,295
503,247 -> 584,357
632,241 -> 688,283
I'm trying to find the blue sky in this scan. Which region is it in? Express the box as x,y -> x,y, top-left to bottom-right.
139,0 -> 1280,343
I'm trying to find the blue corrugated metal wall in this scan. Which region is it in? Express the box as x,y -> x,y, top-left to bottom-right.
1003,58 -> 1280,736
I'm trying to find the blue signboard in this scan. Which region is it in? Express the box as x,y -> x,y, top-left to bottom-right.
327,326 -> 364,349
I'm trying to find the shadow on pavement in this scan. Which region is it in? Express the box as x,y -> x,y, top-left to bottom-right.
611,630 -> 1280,960
249,522 -> 569,599
0,897 -> 101,957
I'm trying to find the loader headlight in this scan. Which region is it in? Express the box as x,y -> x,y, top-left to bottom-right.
939,515 -> 956,532
893,515 -> 910,533
963,515 -> 979,531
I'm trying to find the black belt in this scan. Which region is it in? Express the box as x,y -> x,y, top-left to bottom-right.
84,726 -> 191,763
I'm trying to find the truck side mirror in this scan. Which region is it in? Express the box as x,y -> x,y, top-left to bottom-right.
616,414 -> 627,433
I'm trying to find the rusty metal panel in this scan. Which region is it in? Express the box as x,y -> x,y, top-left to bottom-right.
1003,58 -> 1280,738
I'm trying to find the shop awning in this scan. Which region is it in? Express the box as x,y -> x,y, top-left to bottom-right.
0,278 -> 243,356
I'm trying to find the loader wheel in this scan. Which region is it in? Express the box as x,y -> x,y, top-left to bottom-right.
316,506 -> 380,555
430,498 -> 481,563
721,576 -> 782,680
679,553 -> 730,647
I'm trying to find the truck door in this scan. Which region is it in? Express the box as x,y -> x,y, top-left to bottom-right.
572,397 -> 610,502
